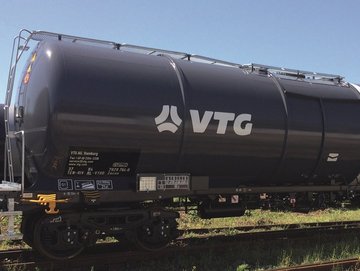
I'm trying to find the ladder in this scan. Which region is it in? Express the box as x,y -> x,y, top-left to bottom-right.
1,29 -> 32,241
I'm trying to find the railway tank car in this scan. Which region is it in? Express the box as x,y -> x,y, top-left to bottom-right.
1,30 -> 360,259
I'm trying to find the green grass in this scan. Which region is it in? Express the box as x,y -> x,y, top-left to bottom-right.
178,208 -> 360,230
3,209 -> 360,270
0,215 -> 27,250
115,232 -> 360,271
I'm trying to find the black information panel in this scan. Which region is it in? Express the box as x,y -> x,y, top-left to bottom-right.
65,148 -> 139,177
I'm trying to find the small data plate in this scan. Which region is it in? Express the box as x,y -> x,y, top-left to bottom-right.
157,175 -> 190,190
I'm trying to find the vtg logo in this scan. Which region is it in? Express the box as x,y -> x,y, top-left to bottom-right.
155,105 -> 253,136
155,105 -> 182,133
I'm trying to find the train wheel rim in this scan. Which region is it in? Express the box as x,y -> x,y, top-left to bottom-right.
134,217 -> 177,251
33,215 -> 85,260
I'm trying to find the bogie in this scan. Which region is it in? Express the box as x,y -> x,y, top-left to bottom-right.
33,214 -> 87,260
25,208 -> 178,260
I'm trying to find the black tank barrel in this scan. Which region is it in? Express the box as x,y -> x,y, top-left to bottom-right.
14,40 -> 360,190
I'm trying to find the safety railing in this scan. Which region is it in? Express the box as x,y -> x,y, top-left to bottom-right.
243,63 -> 345,85
30,30 -> 345,84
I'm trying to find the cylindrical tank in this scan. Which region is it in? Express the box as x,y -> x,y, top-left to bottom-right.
15,40 -> 360,190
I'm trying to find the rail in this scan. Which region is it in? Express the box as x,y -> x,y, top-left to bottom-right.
180,219 -> 360,234
269,258 -> 360,271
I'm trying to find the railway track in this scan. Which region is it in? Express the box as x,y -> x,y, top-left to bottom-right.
270,258 -> 360,271
1,220 -> 360,270
181,219 -> 360,234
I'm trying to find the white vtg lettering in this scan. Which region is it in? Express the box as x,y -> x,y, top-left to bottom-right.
190,110 -> 253,135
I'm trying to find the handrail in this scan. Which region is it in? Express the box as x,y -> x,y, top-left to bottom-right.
243,63 -> 344,84
14,131 -> 25,195
29,30 -> 344,83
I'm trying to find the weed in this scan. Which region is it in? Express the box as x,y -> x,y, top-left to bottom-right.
236,264 -> 250,271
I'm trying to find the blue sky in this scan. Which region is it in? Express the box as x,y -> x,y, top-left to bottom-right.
1,0 -> 359,102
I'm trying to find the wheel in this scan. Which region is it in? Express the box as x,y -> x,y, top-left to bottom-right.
132,217 -> 178,251
33,214 -> 86,260
21,213 -> 40,247
114,233 -> 136,250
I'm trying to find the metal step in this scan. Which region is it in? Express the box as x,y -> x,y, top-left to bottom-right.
0,181 -> 21,192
